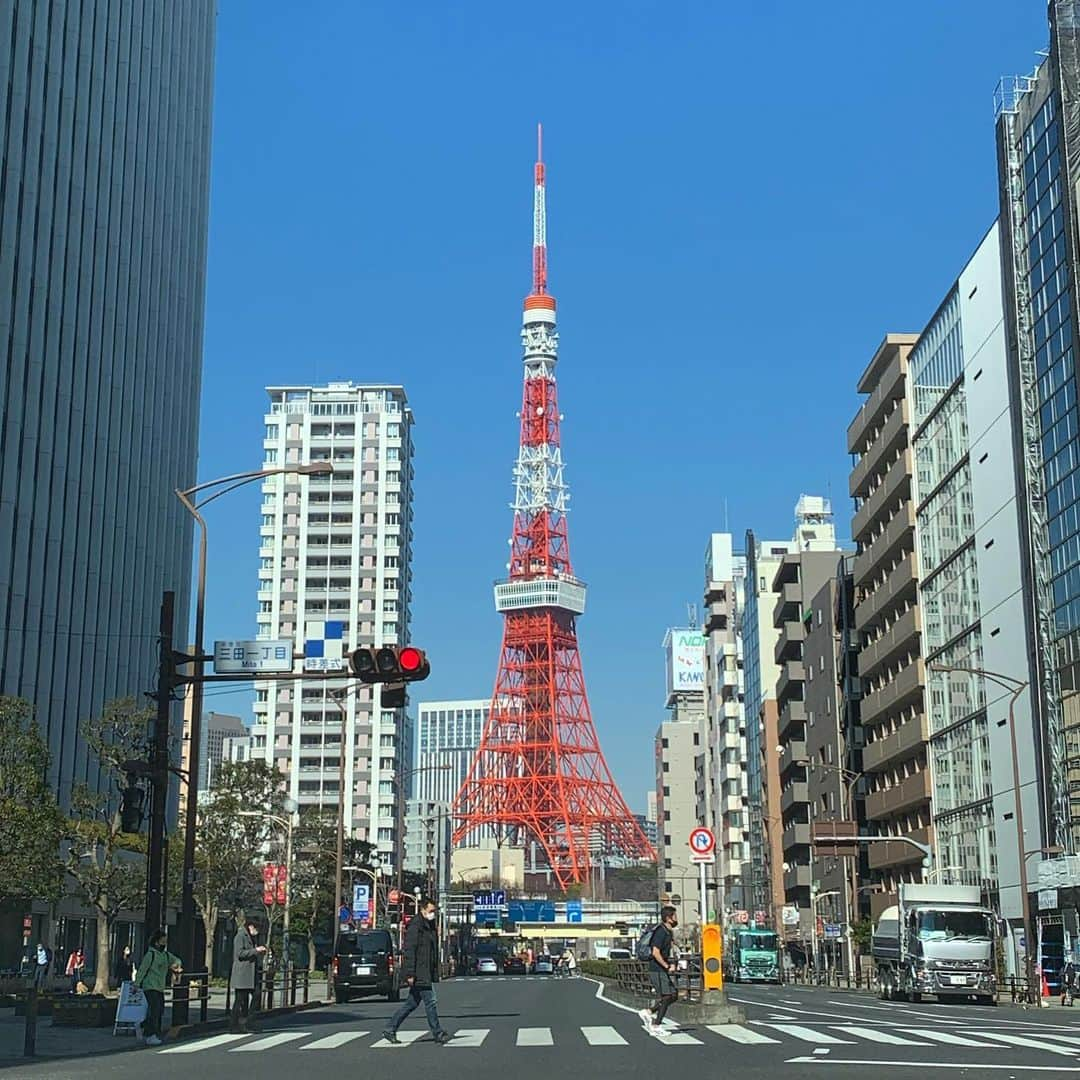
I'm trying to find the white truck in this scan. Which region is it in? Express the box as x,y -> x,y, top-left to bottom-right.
872,884 -> 997,1005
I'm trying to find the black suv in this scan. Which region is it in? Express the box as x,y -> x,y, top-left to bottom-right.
332,929 -> 400,1003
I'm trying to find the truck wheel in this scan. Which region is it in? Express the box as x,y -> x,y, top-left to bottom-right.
910,992 -> 922,1003
334,989 -> 349,1004
977,995 -> 996,1006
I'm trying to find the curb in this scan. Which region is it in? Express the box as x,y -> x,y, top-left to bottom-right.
169,998 -> 329,1041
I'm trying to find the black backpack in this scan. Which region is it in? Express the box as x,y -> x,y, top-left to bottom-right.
635,925 -> 658,962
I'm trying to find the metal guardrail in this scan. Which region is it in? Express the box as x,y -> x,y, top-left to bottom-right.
612,956 -> 706,1003
225,967 -> 311,1012
169,970 -> 210,1026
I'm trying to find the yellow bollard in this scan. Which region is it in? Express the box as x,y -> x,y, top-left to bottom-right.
702,923 -> 723,991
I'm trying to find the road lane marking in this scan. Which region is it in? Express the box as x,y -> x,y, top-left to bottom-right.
517,1027 -> 554,1046
582,1025 -> 628,1045
160,1033 -> 250,1054
831,1026 -> 930,1045
652,1024 -> 703,1045
301,1031 -> 369,1049
372,1030 -> 427,1047
1031,1033 -> 1080,1047
900,1028 -> 997,1047
447,1029 -> 489,1047
762,1024 -> 855,1044
978,1031 -> 1080,1055
785,1058 -> 1080,1071
707,1024 -> 781,1044
230,1032 -> 310,1051
583,977 -> 648,1017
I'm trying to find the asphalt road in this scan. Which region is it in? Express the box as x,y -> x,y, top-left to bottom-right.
9,975 -> 1080,1079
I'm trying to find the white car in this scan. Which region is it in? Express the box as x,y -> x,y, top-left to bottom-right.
476,957 -> 499,975
533,955 -> 555,975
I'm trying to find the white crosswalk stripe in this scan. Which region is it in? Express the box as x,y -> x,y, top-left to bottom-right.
761,1023 -> 855,1044
372,1030 -> 427,1048
447,1029 -> 490,1047
581,1025 -> 628,1045
159,1033 -> 249,1054
516,1027 -> 554,1046
707,1024 -> 781,1044
301,1031 -> 369,1049
231,1033 -> 309,1052
901,1028 -> 998,1048
979,1031 -> 1080,1056
831,1026 -> 930,1046
1033,1033 -> 1080,1048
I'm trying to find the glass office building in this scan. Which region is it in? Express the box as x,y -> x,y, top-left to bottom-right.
0,1 -> 215,804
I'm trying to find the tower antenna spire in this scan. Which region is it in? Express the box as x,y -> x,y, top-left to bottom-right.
532,122 -> 547,296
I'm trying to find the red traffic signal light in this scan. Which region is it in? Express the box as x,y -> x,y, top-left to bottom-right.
350,645 -> 431,683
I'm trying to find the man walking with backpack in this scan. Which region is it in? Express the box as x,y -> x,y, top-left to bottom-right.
638,906 -> 680,1035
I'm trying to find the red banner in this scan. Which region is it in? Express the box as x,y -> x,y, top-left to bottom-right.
263,863 -> 287,906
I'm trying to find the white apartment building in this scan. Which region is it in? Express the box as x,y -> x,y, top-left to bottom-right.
249,382 -> 414,871
414,699 -> 490,805
703,534 -> 748,913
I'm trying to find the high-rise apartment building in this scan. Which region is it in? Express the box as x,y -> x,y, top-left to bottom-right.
403,799 -> 451,896
249,382 -> 414,871
0,1 -> 214,805
771,497 -> 844,939
744,532 -> 790,924
703,534 -> 748,912
848,335 -> 928,914
910,222 -> 1035,918
995,2 -> 1080,883
179,705 -> 246,800
655,714 -> 701,930
415,700 -> 490,806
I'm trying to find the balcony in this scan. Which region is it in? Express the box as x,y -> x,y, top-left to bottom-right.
852,448 -> 913,543
863,713 -> 929,773
860,657 -> 924,728
867,825 -> 933,870
783,863 -> 812,893
775,621 -> 805,664
853,504 -> 916,589
854,553 -> 918,634
848,346 -> 906,455
776,660 -> 805,706
772,582 -> 803,628
783,820 -> 811,851
781,780 -> 809,816
778,699 -> 806,740
858,606 -> 921,683
865,769 -> 932,823
780,738 -> 807,770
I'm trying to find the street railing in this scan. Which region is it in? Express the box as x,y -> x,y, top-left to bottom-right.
224,966 -> 310,1012
612,956 -> 706,1002
168,970 -> 210,1026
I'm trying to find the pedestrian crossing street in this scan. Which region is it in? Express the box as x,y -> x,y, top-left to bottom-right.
159,1020 -> 1080,1056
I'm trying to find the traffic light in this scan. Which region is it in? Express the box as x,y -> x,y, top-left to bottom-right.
120,783 -> 145,833
350,645 -> 431,683
702,922 -> 723,991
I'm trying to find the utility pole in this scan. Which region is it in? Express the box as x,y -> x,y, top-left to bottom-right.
145,591 -> 174,935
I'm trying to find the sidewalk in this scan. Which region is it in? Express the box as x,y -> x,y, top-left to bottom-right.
0,979 -> 330,1064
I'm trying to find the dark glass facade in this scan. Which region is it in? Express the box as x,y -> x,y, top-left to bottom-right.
0,1 -> 215,804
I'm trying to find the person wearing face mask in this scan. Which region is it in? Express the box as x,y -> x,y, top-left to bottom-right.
382,899 -> 451,1045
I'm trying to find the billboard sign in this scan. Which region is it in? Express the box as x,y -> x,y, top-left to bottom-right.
566,899 -> 583,923
665,629 -> 705,694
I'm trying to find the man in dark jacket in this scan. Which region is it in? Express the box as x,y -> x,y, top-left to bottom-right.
229,917 -> 266,1033
382,899 -> 451,1045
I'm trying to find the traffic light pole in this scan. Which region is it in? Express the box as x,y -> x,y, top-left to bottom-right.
145,591 -> 174,937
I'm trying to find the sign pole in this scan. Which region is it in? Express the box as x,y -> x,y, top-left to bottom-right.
699,861 -> 707,934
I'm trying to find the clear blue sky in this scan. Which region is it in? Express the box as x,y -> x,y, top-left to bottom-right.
198,0 -> 1047,811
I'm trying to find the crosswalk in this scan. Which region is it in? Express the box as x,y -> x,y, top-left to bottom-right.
160,1021 -> 1080,1057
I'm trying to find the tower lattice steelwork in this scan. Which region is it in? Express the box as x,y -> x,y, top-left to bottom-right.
452,128 -> 655,888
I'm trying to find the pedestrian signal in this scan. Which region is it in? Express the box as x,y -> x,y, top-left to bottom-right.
350,645 -> 431,683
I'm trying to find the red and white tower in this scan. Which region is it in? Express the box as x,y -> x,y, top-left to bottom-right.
452,127 -> 655,889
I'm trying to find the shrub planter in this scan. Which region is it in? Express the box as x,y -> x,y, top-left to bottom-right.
52,996 -> 115,1027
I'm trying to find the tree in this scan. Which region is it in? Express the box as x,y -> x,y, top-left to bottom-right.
289,811 -> 373,971
185,759 -> 287,973
64,700 -> 149,995
0,697 -> 65,909
604,865 -> 660,903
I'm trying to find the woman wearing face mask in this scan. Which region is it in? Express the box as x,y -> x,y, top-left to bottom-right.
381,899 -> 452,1045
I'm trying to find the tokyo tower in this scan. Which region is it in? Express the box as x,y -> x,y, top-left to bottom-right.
452,127 -> 655,889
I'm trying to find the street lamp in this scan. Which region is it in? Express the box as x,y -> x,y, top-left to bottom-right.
175,462 -> 333,971
928,663 -> 1035,1002
238,797 -> 298,980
